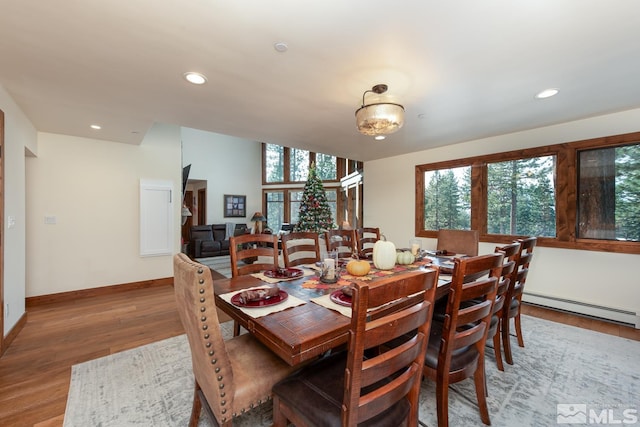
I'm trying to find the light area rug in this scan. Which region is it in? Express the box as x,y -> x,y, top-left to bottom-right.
63,316 -> 640,426
195,255 -> 232,278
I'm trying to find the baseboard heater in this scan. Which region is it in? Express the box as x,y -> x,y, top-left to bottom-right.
523,292 -> 640,329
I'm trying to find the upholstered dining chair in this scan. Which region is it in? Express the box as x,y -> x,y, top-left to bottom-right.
502,236 -> 537,365
272,269 -> 439,427
355,227 -> 380,258
324,229 -> 356,258
173,254 -> 300,427
436,229 -> 479,257
280,232 -> 321,268
423,252 -> 503,427
229,233 -> 279,277
487,242 -> 520,372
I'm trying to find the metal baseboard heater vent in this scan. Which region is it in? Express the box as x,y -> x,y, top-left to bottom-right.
523,292 -> 640,329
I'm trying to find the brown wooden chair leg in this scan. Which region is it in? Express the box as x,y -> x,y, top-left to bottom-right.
493,326 -> 504,372
515,311 -> 524,347
189,381 -> 203,427
435,374 -> 450,427
474,362 -> 491,425
272,395 -> 288,427
502,316 -> 514,365
233,320 -> 240,337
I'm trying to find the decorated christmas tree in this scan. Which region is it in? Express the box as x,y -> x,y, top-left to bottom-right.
295,162 -> 336,233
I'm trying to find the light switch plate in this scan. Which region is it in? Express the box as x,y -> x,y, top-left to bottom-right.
44,215 -> 57,224
7,216 -> 15,228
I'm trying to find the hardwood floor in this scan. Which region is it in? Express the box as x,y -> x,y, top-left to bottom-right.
0,285 -> 638,427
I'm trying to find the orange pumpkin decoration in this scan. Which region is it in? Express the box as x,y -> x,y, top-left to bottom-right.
346,259 -> 371,276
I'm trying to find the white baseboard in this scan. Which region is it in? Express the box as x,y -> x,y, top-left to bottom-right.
523,292 -> 640,329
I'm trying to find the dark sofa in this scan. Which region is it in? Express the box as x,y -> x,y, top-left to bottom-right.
189,223 -> 248,258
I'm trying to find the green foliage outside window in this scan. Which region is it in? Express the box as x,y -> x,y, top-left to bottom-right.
423,167 -> 471,230
615,144 -> 640,241
315,153 -> 337,180
265,144 -> 284,183
290,148 -> 310,181
578,143 -> 640,241
487,156 -> 556,237
265,191 -> 284,232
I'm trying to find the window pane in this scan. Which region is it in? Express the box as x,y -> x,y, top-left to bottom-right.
290,148 -> 309,181
578,143 -> 640,241
289,190 -> 304,224
265,144 -> 284,183
316,153 -> 337,180
265,191 -> 284,232
423,167 -> 471,230
325,189 -> 338,229
487,156 -> 556,237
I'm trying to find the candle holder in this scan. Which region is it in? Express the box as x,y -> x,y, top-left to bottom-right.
320,258 -> 338,284
409,239 -> 422,256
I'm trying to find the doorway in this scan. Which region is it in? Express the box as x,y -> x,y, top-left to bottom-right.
181,180 -> 207,254
181,190 -> 194,247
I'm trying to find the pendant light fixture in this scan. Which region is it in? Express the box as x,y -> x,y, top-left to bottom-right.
355,84 -> 405,137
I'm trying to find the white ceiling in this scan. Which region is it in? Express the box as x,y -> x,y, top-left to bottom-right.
2,1 -> 640,161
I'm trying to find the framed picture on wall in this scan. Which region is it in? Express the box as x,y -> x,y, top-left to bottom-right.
224,194 -> 246,217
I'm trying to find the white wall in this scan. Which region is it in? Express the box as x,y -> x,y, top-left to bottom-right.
1,85 -> 37,335
365,108 -> 640,319
25,123 -> 182,297
181,127 -> 262,227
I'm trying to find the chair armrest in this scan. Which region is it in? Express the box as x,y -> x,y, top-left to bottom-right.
192,239 -> 205,258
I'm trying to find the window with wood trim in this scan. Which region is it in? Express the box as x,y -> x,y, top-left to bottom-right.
415,131 -> 640,254
577,143 -> 640,242
262,143 -> 362,231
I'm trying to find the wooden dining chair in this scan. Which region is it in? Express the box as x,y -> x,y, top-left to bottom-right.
229,233 -> 279,335
436,229 -> 479,256
355,227 -> 380,258
280,232 -> 321,268
423,252 -> 503,427
272,269 -> 439,427
487,242 -> 520,372
324,229 -> 356,258
229,233 -> 279,277
502,236 -> 537,365
173,254 -> 300,427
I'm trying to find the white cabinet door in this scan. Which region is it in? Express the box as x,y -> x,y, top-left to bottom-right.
140,179 -> 174,256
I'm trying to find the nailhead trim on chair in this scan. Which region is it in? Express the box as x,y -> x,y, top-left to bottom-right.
196,266 -> 230,420
191,257 -> 274,422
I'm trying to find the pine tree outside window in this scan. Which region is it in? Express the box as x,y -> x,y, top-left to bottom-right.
265,144 -> 284,183
578,143 -> 640,241
290,148 -> 310,182
423,166 -> 471,230
265,191 -> 284,232
316,153 -> 337,180
289,190 -> 303,225
487,156 -> 556,237
415,131 -> 640,254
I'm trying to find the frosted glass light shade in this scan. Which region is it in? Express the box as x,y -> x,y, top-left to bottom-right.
355,102 -> 405,136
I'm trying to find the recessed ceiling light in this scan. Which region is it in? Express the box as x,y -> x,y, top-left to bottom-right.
90,124 -> 101,130
274,42 -> 288,53
184,72 -> 207,85
374,135 -> 386,141
535,88 -> 559,99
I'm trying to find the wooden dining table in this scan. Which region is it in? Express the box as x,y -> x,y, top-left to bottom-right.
212,259 -> 452,366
